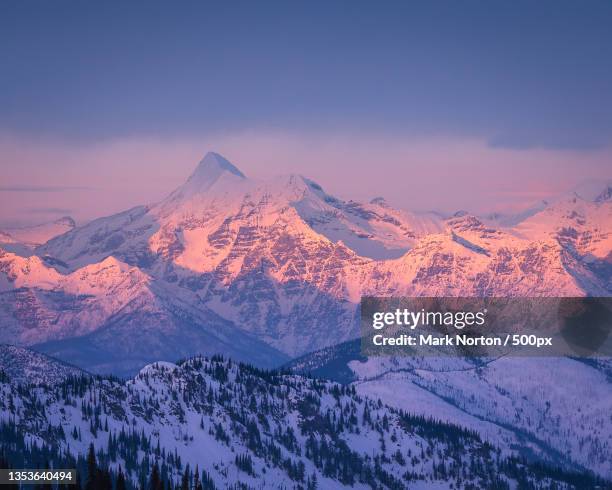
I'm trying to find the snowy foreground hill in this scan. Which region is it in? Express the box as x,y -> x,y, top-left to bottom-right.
0,344 -> 82,385
0,347 -> 608,490
287,340 -> 612,480
0,152 -> 610,374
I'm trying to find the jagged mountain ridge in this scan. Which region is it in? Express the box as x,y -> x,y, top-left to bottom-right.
1,152 -> 610,373
0,350 -> 606,489
483,178 -> 612,228
0,251 -> 288,376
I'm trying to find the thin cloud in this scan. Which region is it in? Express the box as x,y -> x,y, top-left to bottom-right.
27,207 -> 73,214
0,185 -> 94,192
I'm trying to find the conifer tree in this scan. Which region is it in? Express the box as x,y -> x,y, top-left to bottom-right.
116,466 -> 126,490
193,465 -> 202,490
180,466 -> 189,490
85,443 -> 97,490
149,463 -> 162,490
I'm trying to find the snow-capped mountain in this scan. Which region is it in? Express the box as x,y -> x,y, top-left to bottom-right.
482,200 -> 550,228
483,179 -> 612,228
1,350 -> 606,489
0,251 -> 287,377
0,230 -> 16,243
514,195 -> 611,259
571,179 -> 612,203
1,216 -> 75,247
0,152 -> 610,374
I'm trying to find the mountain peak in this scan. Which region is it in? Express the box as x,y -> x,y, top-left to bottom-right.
594,184 -> 612,203
189,151 -> 245,182
370,196 -> 390,208
53,216 -> 76,228
568,179 -> 612,202
166,152 -> 247,201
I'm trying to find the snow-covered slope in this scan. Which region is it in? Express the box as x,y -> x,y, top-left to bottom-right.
351,355 -> 612,479
0,229 -> 35,257
514,195 -> 612,259
1,354 -> 606,489
291,183 -> 443,259
0,248 -> 287,375
0,344 -> 83,385
570,179 -> 612,203
288,339 -> 612,480
482,179 -> 612,228
365,212 -> 608,297
3,216 -> 75,247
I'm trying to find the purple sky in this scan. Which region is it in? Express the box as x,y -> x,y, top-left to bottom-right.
1,1 -> 611,226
